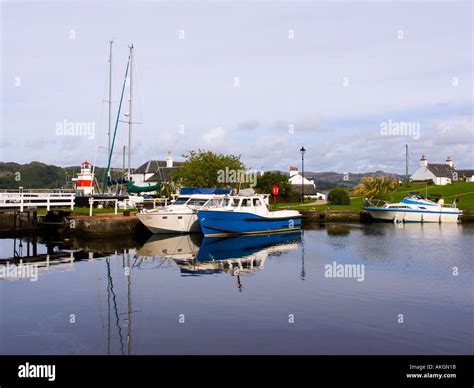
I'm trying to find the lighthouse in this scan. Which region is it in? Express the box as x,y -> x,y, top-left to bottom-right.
72,161 -> 95,196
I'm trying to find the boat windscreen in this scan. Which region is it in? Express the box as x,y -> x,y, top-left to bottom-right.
187,198 -> 209,206
173,197 -> 190,205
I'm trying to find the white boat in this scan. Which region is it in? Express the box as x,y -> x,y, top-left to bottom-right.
365,194 -> 462,223
137,188 -> 231,233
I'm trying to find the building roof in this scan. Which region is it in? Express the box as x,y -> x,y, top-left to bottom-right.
133,160 -> 184,174
291,185 -> 321,196
145,167 -> 181,182
426,164 -> 455,178
456,169 -> 474,177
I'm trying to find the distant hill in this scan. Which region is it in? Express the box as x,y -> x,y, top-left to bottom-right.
276,170 -> 404,190
0,161 -> 403,190
0,161 -> 122,189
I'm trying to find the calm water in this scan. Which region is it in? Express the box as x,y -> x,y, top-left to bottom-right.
0,223 -> 472,355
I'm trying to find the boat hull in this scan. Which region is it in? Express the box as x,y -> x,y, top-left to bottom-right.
366,208 -> 461,223
198,210 -> 302,236
137,212 -> 200,233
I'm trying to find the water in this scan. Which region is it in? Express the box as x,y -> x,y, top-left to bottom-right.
0,223 -> 472,355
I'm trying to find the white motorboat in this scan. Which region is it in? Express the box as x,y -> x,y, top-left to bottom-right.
365,194 -> 462,223
137,188 -> 231,233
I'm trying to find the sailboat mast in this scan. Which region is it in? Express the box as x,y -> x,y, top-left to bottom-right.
128,44 -> 134,179
108,40 -> 113,156
405,144 -> 408,183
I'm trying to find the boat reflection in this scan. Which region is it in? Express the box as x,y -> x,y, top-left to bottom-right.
139,231 -> 302,278
138,233 -> 202,260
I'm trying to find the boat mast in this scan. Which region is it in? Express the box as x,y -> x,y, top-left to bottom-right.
102,53 -> 131,193
128,44 -> 134,179
108,40 -> 113,157
405,144 -> 408,183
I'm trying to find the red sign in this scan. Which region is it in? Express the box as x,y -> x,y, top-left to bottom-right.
272,185 -> 279,204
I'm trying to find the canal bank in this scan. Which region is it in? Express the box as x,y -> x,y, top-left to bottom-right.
1,209 -> 473,237
301,209 -> 474,223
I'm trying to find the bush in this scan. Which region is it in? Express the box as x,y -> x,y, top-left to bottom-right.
328,188 -> 350,205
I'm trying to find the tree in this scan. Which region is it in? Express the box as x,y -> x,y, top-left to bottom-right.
171,150 -> 246,188
328,188 -> 350,205
255,172 -> 293,195
351,176 -> 399,200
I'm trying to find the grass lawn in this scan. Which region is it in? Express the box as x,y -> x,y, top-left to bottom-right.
273,182 -> 474,211
273,197 -> 364,211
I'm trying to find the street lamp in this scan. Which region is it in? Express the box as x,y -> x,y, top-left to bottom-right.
300,146 -> 306,203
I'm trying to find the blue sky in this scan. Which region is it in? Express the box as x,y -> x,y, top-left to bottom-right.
1,0 -> 472,174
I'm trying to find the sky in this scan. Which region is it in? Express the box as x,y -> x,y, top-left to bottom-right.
1,0 -> 473,175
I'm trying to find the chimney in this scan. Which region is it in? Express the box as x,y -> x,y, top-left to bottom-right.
289,166 -> 298,177
445,156 -> 454,168
420,154 -> 428,167
166,150 -> 173,168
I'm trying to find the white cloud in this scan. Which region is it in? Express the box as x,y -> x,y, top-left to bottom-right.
202,127 -> 229,148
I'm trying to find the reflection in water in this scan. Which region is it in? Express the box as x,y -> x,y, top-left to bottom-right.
138,233 -> 202,260
1,223 -> 472,355
137,232 -> 302,289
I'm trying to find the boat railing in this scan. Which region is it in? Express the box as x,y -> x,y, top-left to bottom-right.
364,198 -> 389,208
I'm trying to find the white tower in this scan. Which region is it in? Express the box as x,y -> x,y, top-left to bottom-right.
166,150 -> 173,168
420,155 -> 428,167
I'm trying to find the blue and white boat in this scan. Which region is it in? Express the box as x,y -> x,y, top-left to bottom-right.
197,195 -> 302,236
365,194 -> 462,223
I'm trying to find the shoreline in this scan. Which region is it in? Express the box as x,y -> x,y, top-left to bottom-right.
0,209 -> 473,238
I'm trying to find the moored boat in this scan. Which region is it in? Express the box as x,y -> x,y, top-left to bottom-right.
197,195 -> 302,236
365,194 -> 462,223
137,188 -> 231,233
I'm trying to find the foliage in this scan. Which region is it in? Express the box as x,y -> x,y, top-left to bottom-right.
351,176 -> 399,200
328,188 -> 350,205
255,172 -> 293,195
171,150 -> 245,188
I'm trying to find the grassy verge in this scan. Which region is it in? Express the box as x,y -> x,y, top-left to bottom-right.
273,182 -> 474,211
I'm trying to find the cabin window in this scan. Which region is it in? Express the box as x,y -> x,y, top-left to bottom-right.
162,216 -> 168,219
231,198 -> 240,207
253,198 -> 262,206
241,198 -> 252,207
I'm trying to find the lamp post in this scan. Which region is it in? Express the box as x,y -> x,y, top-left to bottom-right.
300,146 -> 306,203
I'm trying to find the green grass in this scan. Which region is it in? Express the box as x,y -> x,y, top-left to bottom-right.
72,207 -> 136,215
387,182 -> 474,210
273,197 -> 364,211
273,182 -> 474,211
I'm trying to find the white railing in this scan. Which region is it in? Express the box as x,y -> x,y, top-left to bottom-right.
88,198 -> 118,216
0,192 -> 75,211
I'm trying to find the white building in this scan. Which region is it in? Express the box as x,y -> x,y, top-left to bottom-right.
456,169 -> 474,182
288,166 -> 326,200
129,151 -> 183,187
410,155 -> 472,185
